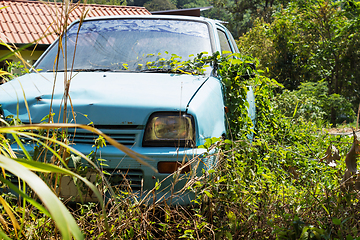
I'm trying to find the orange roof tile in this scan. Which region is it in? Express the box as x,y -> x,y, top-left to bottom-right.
0,0 -> 150,45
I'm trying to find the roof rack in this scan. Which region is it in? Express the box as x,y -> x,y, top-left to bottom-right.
151,6 -> 212,17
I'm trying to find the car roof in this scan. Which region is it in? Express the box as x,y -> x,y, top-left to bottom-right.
69,14 -> 220,27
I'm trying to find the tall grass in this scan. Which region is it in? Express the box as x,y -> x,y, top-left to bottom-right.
1,1 -> 360,239
0,124 -> 99,239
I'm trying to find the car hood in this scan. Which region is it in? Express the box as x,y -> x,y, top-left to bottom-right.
0,72 -> 208,125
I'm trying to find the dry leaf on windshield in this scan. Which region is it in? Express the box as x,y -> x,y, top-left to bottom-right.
345,130 -> 360,173
320,144 -> 340,167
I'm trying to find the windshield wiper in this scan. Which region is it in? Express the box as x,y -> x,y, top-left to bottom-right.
47,68 -> 112,72
139,68 -> 195,74
74,68 -> 112,72
140,68 -> 172,73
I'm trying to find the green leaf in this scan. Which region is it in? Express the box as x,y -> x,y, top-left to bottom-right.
225,231 -> 233,240
204,190 -> 213,198
155,180 -> 161,191
0,155 -> 84,240
332,217 -> 341,225
0,229 -> 11,240
346,235 -> 354,240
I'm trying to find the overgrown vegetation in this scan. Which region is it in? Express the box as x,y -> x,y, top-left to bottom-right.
238,0 -> 360,125
273,81 -> 355,124
1,49 -> 359,239
1,0 -> 360,239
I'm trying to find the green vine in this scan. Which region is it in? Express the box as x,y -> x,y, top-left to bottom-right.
216,53 -> 282,140
125,51 -> 282,140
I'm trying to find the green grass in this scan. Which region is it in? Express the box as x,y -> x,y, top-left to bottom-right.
1,1 -> 360,238
2,116 -> 358,239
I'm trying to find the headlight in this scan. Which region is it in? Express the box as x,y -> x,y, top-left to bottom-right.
142,112 -> 195,147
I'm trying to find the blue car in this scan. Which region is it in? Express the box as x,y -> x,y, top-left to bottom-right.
0,15 -> 255,204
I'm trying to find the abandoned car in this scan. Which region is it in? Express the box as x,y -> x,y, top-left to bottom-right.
0,15 -> 256,204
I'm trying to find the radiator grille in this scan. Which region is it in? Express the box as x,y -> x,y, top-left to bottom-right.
67,125 -> 143,146
69,131 -> 136,145
108,169 -> 143,191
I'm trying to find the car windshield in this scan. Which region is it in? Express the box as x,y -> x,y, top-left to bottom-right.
36,19 -> 212,72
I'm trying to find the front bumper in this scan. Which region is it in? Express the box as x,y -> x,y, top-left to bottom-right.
12,143 -> 214,205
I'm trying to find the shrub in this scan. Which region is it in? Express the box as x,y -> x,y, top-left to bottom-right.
274,81 -> 355,124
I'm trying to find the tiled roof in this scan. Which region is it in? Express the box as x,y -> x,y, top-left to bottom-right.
0,0 -> 150,45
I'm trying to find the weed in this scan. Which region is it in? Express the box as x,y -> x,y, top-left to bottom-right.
1,2 -> 360,240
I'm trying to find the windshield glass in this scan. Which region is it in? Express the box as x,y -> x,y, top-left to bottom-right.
36,19 -> 212,72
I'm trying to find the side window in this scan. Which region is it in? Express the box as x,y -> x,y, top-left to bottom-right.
217,29 -> 232,55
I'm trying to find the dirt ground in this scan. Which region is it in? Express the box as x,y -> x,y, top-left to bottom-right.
326,127 -> 358,135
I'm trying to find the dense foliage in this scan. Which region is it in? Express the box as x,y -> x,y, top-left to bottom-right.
273,81 -> 355,124
238,0 -> 360,125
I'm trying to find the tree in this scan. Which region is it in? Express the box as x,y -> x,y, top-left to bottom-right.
238,0 -> 360,125
176,0 -> 210,9
203,0 -> 291,38
143,0 -> 176,11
